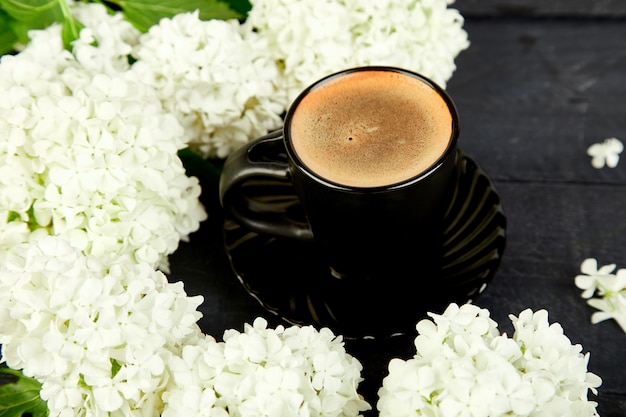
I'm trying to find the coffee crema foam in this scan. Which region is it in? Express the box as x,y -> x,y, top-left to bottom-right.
289,70 -> 453,188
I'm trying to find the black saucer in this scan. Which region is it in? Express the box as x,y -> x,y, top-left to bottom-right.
223,151 -> 506,339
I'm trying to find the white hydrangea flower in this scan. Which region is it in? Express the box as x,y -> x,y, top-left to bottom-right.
245,0 -> 469,103
378,303 -> 602,417
0,235 -> 205,416
587,137 -> 623,169
575,258 -> 626,333
162,318 -> 371,417
0,24 -> 207,269
131,12 -> 285,158
71,2 -> 141,75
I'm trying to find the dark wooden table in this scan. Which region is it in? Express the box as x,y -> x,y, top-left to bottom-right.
170,1 -> 626,415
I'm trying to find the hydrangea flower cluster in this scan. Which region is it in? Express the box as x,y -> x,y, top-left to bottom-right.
0,235 -> 205,415
131,12 -> 285,158
0,8 -> 207,269
377,303 -> 602,417
245,0 -> 470,104
575,258 -> 626,333
162,318 -> 370,417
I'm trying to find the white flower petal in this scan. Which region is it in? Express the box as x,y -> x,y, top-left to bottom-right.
579,258 -> 599,275
605,153 -> 620,168
586,143 -> 604,157
93,385 -> 124,412
605,137 -> 624,153
597,263 -> 617,275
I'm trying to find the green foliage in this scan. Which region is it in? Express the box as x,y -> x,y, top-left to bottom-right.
0,0 -> 61,53
59,0 -> 83,50
0,0 -> 64,46
221,0 -> 251,16
107,0 -> 244,32
0,367 -> 48,417
0,0 -> 252,54
0,0 -> 63,22
0,9 -> 18,55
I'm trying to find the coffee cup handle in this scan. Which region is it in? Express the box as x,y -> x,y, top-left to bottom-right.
219,129 -> 314,240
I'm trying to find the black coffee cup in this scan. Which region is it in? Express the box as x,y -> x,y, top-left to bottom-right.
220,67 -> 463,335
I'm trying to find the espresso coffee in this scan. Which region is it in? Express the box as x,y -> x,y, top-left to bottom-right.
289,70 -> 453,187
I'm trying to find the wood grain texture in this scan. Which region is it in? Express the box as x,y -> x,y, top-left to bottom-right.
447,19 -> 626,184
456,0 -> 626,17
445,18 -> 626,416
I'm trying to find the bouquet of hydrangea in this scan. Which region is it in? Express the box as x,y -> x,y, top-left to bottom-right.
377,303 -> 602,417
0,0 -> 471,415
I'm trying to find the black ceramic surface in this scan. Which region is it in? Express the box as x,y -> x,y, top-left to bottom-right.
223,151 -> 506,339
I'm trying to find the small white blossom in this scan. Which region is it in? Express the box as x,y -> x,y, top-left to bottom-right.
378,303 -> 601,417
587,137 -> 623,168
587,294 -> 626,331
575,257 -> 618,298
575,258 -> 626,333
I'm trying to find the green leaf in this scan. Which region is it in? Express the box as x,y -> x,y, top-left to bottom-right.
178,148 -> 223,188
0,0 -> 63,25
61,15 -> 83,49
0,367 -> 48,417
5,19 -> 32,44
0,0 -> 65,45
110,358 -> 122,378
178,148 -> 224,210
59,0 -> 83,50
221,0 -> 251,16
0,9 -> 18,54
6,211 -> 20,222
108,0 -> 242,32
